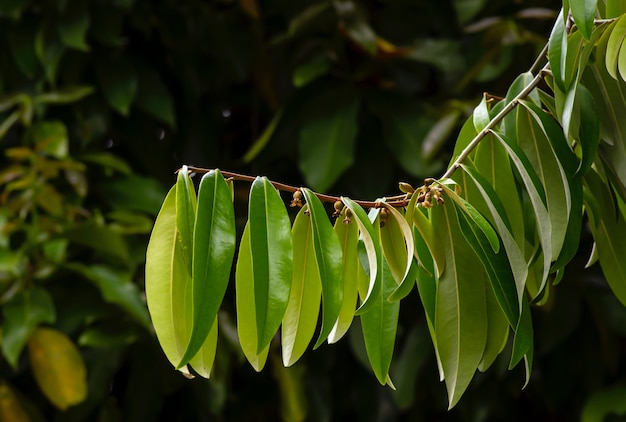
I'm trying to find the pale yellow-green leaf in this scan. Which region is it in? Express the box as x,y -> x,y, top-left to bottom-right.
28,328 -> 88,410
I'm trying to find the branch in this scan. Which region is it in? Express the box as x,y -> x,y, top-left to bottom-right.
185,166 -> 411,208
439,63 -> 550,180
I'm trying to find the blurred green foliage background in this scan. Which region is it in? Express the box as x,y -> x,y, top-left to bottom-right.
2,0 -> 626,420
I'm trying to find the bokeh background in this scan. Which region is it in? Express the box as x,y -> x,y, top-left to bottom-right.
2,0 -> 626,420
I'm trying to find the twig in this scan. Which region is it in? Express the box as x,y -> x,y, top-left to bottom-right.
185,166 -> 410,208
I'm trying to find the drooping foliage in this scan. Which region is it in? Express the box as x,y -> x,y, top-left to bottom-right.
146,1 -> 626,408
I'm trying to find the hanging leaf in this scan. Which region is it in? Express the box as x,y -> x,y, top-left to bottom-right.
548,10 -> 568,92
455,197 -> 519,328
341,197 -> 382,315
236,224 -> 270,371
491,131 -> 552,295
477,283 -> 509,372
28,328 -> 87,410
431,199 -> 487,409
300,188 -> 343,348
175,166 -> 196,275
584,170 -> 626,305
575,84 -> 601,177
412,204 -> 445,279
509,295 -> 534,388
360,255 -> 400,386
472,94 -> 490,132
145,186 -> 193,373
1,288 -> 55,368
188,316 -> 218,378
179,170 -> 236,367
570,0 -> 598,40
328,209 -> 360,343
96,58 -> 137,116
605,14 -> 626,80
461,165 -> 528,306
299,100 -> 359,191
242,109 -> 284,163
282,207 -> 322,366
248,177 -> 293,352
379,202 -> 415,287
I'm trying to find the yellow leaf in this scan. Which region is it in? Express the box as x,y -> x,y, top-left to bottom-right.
28,328 -> 88,410
0,380 -> 32,422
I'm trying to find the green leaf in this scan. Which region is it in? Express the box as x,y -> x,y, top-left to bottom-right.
293,55 -> 331,87
472,94 -> 490,132
380,203 -> 415,286
32,86 -> 94,104
431,200 -> 487,409
570,0 -> 598,40
135,65 -> 177,128
145,186 -> 191,371
584,170 -> 626,305
477,283 -> 509,372
340,197 -> 382,315
175,166 -> 196,275
66,264 -> 152,330
412,202 -> 446,279
281,207 -> 322,366
58,6 -> 90,51
454,196 -> 519,329
28,328 -> 87,410
360,256 -> 400,386
548,10 -> 568,92
299,100 -> 358,191
516,104 -> 571,260
188,315 -> 218,379
1,288 -> 55,368
491,131 -> 552,295
179,170 -> 236,367
242,109 -> 283,163
606,14 -> 626,80
301,188 -> 343,348
575,84 -> 601,176
236,223 -> 270,371
31,121 -> 68,159
509,295 -> 533,385
328,210 -> 360,343
249,177 -> 293,352
582,386 -> 626,422
96,58 -> 138,116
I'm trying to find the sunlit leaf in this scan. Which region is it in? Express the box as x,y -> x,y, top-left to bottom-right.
301,188 -> 343,348
570,0 -> 598,40
249,177 -> 293,352
28,328 -> 87,410
328,210 -> 360,343
605,14 -> 626,80
548,10 -> 568,92
472,94 -> 490,132
188,316 -> 218,379
341,197 -> 382,315
282,207 -> 322,366
145,186 -> 192,373
380,202 -> 415,287
236,223 -> 270,371
179,170 -> 236,367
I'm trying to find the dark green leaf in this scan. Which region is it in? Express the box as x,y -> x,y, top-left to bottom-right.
301,188 -> 343,348
180,170 -> 236,366
96,58 -> 138,116
582,386 -> 626,422
431,200 -> 487,409
135,66 -> 177,128
360,256 -> 400,386
66,264 -> 152,330
249,177 -> 293,352
1,288 -> 55,368
575,84 -> 600,176
299,100 -> 358,191
548,10 -> 568,92
58,6 -> 90,51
